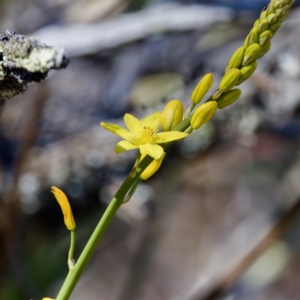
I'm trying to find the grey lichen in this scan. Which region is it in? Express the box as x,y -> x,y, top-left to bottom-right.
0,29 -> 69,111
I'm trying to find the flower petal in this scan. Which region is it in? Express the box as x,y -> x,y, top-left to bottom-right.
101,122 -> 135,143
139,111 -> 161,129
139,143 -> 164,160
115,140 -> 138,154
156,131 -> 188,143
124,113 -> 140,135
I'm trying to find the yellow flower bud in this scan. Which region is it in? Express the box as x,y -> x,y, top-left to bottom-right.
51,186 -> 76,231
258,19 -> 268,34
269,21 -> 281,32
267,13 -> 277,24
42,298 -> 55,300
140,152 -> 166,180
258,41 -> 271,59
225,47 -> 245,73
274,1 -> 283,9
236,61 -> 258,85
277,14 -> 287,22
217,89 -> 242,109
259,30 -> 273,46
218,68 -> 241,93
244,28 -> 259,48
267,2 -> 275,14
242,43 -> 261,66
190,101 -> 217,130
191,73 -> 214,104
161,100 -> 183,131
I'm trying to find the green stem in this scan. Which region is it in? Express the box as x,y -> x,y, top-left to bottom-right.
68,230 -> 76,269
55,155 -> 153,300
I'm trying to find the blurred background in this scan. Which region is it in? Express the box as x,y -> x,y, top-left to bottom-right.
1,0 -> 300,299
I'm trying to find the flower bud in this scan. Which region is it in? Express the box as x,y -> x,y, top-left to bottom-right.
244,28 -> 259,48
258,41 -> 271,59
275,7 -> 287,17
242,43 -> 261,66
218,68 -> 241,93
274,0 -> 284,10
140,152 -> 166,180
236,62 -> 258,85
269,21 -> 281,32
267,13 -> 277,24
42,298 -> 55,300
259,30 -> 273,47
161,100 -> 183,131
225,47 -> 245,73
217,89 -> 242,109
191,73 -> 213,104
258,19 -> 268,34
267,2 -> 275,14
277,14 -> 287,22
51,186 -> 76,231
190,101 -> 217,130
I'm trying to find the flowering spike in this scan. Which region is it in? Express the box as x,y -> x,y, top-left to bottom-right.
191,73 -> 214,104
190,101 -> 217,130
217,89 -> 242,109
225,47 -> 245,73
51,187 -> 76,231
140,152 -> 166,180
161,100 -> 183,131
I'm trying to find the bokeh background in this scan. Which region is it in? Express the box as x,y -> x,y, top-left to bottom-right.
1,0 -> 300,299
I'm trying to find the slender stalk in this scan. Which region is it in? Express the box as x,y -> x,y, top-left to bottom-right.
68,230 -> 76,269
55,155 -> 153,300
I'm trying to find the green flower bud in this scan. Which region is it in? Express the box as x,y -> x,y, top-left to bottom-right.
253,20 -> 260,28
275,7 -> 287,17
161,100 -> 184,131
191,73 -> 214,104
267,2 -> 275,14
269,21 -> 281,32
267,13 -> 277,24
217,89 -> 242,109
218,68 -> 241,93
274,0 -> 284,9
225,47 -> 245,73
236,62 -> 258,85
242,43 -> 261,66
259,30 -> 273,46
244,28 -> 259,48
190,101 -> 217,130
260,11 -> 268,19
258,41 -> 271,59
258,19 -> 269,34
277,14 -> 287,22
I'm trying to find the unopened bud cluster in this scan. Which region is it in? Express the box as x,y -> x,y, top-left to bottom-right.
212,0 -> 294,102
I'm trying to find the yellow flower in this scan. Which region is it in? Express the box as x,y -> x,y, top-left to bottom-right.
140,152 -> 166,180
101,112 -> 188,160
51,186 -> 76,230
42,298 -> 55,300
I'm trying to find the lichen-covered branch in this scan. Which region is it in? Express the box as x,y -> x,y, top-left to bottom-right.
0,29 -> 69,113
